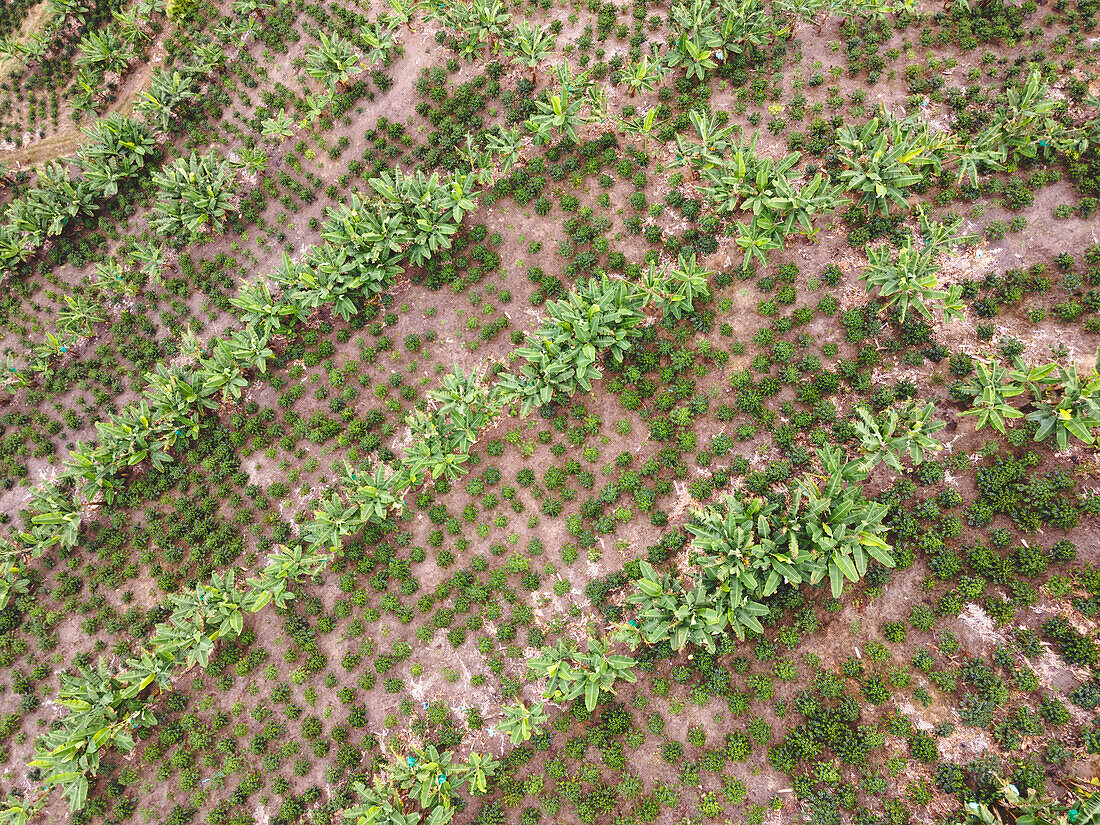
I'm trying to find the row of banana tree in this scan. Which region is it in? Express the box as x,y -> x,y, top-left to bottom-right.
342,744 -> 500,825
837,69 -> 1085,211
0,0 -> 164,91
673,68 -> 1083,275
6,1 -> 401,384
0,56 -> 229,272
394,0 -> 919,153
622,403 -> 944,653
423,0 -> 913,87
0,10 -> 485,819
958,353 -> 1100,450
0,164 -> 479,820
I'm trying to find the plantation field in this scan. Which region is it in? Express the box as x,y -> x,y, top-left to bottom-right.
0,0 -> 1099,824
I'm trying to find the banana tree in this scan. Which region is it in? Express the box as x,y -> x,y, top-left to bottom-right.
451,752 -> 498,796
792,460 -> 894,599
0,540 -> 31,611
92,257 -> 136,297
116,650 -> 177,702
714,0 -> 773,57
852,402 -> 944,473
526,638 -> 578,699
465,0 -> 510,51
618,107 -> 664,152
771,0 -> 827,34
342,460 -> 404,522
305,494 -> 362,551
293,245 -> 362,322
234,147 -> 268,176
389,744 -> 458,810
673,109 -> 739,177
400,408 -> 472,485
497,701 -> 548,745
836,116 -> 927,216
18,31 -> 48,66
957,360 -> 1026,434
666,30 -> 720,80
19,485 -> 82,553
993,68 -> 1067,164
305,32 -> 364,89
360,21 -> 401,66
861,238 -> 965,323
343,777 -> 420,825
1026,363 -> 1100,451
114,6 -> 153,43
190,42 -> 226,75
262,110 -> 296,141
150,151 -> 240,241
366,169 -> 478,266
429,366 -> 506,452
173,326 -> 205,363
671,0 -> 719,34
507,20 -> 555,83
93,401 -> 170,471
1,354 -> 31,388
134,69 -> 195,130
72,65 -> 106,112
384,0 -> 424,29
639,252 -> 713,321
75,28 -> 136,75
49,0 -> 91,24
31,661 -> 157,812
145,363 -> 218,445
322,193 -> 412,269
20,162 -> 98,237
0,791 -> 45,825
687,495 -> 814,608
569,636 -> 638,711
497,276 -> 647,415
954,127 -> 1008,187
151,571 -> 248,667
527,636 -> 636,710
65,441 -> 121,505
198,343 -> 249,402
484,126 -> 524,174
621,47 -> 667,97
233,0 -> 273,16
627,562 -> 733,651
223,326 -> 272,374
462,127 -> 524,184
231,274 -> 302,335
0,225 -> 37,269
776,171 -> 848,241
526,66 -> 590,144
129,241 -> 166,284
58,294 -> 104,337
734,215 -> 784,269
78,114 -> 157,196
246,543 -> 331,611
33,329 -> 72,361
